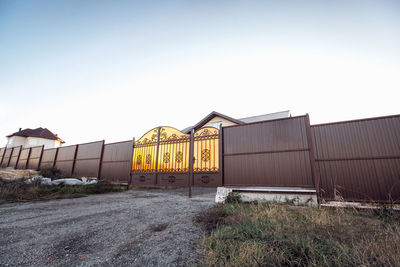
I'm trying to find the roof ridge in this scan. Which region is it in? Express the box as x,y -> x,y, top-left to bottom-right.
239,110 -> 291,120
6,127 -> 64,142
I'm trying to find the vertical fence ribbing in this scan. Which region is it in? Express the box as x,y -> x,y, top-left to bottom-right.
7,147 -> 14,167
38,145 -> 45,169
14,145 -> 23,169
0,147 -> 6,166
97,140 -> 106,179
305,114 -> 320,204
71,144 -> 79,176
188,129 -> 194,197
26,147 -> 32,169
127,137 -> 135,188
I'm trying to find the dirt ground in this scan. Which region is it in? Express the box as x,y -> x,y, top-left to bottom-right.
0,187 -> 216,266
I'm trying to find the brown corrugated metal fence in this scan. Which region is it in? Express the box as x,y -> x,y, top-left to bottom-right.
73,141 -> 104,178
1,147 -> 12,167
16,148 -> 30,169
0,141 -> 133,182
40,148 -> 58,169
100,140 -> 134,183
8,146 -> 22,168
311,115 -> 400,203
0,147 -> 6,167
1,113 -> 400,203
223,116 -> 316,188
54,145 -> 77,176
27,146 -> 44,169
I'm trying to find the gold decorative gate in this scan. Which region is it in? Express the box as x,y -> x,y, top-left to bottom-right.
131,126 -> 222,187
192,127 -> 221,186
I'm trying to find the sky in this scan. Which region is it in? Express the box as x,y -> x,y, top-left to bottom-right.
0,0 -> 399,146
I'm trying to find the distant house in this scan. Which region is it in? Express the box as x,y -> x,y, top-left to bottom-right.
6,128 -> 65,149
182,110 -> 291,133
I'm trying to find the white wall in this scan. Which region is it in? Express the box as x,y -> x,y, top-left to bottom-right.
6,136 -> 26,148
6,137 -> 62,149
203,116 -> 238,129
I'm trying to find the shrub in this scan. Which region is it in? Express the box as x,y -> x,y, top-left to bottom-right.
39,167 -> 62,178
225,192 -> 242,204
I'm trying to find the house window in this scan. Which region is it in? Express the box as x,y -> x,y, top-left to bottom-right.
211,121 -> 222,129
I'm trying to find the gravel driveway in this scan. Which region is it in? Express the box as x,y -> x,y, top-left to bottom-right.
0,188 -> 216,266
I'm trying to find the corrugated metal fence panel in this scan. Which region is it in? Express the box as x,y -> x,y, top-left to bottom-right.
54,145 -> 77,176
73,141 -> 103,177
40,148 -> 58,169
312,115 -> 400,202
28,146 -> 43,169
223,116 -> 315,187
8,146 -> 21,168
16,148 -> 30,169
0,148 -> 11,167
100,140 -> 133,183
0,147 -> 5,166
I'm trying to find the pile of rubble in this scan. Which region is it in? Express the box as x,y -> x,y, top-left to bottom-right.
0,167 -> 97,186
25,176 -> 97,186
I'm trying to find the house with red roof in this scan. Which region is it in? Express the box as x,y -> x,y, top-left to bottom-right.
6,128 -> 65,149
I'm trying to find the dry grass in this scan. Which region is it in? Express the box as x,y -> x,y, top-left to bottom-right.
0,168 -> 39,181
0,178 -> 125,203
198,202 -> 400,266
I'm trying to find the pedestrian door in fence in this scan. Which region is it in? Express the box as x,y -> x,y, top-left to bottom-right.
131,126 -> 222,187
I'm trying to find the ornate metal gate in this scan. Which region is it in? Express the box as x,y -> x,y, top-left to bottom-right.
193,127 -> 221,187
130,126 -> 222,187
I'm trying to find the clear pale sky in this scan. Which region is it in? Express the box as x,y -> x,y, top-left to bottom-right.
1,0 -> 399,146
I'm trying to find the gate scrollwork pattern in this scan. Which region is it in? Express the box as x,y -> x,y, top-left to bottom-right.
194,127 -> 219,172
132,126 -> 219,173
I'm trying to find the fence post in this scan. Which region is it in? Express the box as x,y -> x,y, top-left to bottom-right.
188,129 -> 194,198
7,147 -> 14,167
154,127 -> 161,185
14,145 -> 23,169
26,147 -> 32,169
0,147 -> 6,166
97,140 -> 106,180
71,144 -> 79,176
38,145 -> 45,170
53,147 -> 59,168
219,127 -> 224,186
127,137 -> 135,189
305,114 -> 320,204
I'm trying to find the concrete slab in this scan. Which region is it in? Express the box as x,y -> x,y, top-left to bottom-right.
216,186 -> 318,207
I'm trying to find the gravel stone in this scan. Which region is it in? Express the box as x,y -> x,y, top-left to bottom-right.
0,188 -> 216,266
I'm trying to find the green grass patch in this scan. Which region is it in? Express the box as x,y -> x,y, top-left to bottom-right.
198,202 -> 400,266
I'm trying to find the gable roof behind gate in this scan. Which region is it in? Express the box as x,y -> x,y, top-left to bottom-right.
182,110 -> 291,133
